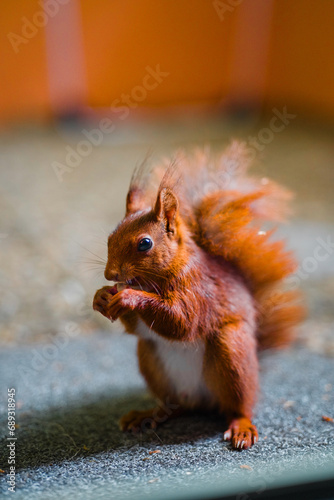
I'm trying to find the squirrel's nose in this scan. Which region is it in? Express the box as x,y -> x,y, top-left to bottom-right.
104,269 -> 120,282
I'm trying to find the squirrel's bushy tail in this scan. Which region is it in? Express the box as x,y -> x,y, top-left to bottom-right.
185,142 -> 305,350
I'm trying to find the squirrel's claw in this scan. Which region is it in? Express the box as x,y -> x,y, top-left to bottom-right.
224,418 -> 258,450
223,429 -> 232,441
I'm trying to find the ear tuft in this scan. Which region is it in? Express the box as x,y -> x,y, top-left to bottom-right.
126,188 -> 145,215
154,188 -> 179,233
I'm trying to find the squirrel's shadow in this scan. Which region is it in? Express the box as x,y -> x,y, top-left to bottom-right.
4,391 -> 228,470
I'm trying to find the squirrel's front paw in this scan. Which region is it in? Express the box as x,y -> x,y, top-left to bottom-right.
107,289 -> 139,321
93,287 -> 139,321
93,286 -> 118,319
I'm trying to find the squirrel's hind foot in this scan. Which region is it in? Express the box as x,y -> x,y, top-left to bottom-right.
119,406 -> 185,433
223,417 -> 258,450
119,408 -> 159,433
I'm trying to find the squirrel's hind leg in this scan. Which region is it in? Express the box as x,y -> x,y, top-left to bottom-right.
119,338 -> 185,433
203,320 -> 259,450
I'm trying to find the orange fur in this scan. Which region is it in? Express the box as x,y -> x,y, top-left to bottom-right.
93,142 -> 304,450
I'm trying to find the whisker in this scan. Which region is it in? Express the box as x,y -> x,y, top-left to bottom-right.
90,238 -> 108,248
141,276 -> 161,296
78,264 -> 105,273
81,264 -> 105,271
134,277 -> 143,291
147,278 -> 161,295
141,276 -> 151,292
81,268 -> 105,278
75,241 -> 107,263
135,267 -> 168,281
79,258 -> 106,266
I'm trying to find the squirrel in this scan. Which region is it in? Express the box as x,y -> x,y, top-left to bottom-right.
93,142 -> 304,450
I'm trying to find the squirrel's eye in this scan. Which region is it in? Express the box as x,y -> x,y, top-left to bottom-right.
137,237 -> 153,252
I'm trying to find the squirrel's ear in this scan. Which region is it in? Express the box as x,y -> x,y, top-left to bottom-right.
154,188 -> 178,234
126,188 -> 146,215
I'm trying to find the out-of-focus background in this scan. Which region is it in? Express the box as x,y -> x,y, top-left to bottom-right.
1,0 -> 333,350
1,2 -> 334,499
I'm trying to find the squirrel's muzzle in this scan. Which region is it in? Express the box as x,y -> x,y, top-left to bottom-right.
104,269 -> 120,282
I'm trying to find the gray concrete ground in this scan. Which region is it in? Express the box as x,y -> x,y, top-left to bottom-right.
0,333 -> 333,499
0,119 -> 334,499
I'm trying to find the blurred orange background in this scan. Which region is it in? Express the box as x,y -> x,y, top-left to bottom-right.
1,0 -> 334,125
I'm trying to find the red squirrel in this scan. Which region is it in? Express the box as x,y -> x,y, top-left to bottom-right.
93,142 -> 304,450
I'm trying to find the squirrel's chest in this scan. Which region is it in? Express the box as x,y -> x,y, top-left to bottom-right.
136,320 -> 213,407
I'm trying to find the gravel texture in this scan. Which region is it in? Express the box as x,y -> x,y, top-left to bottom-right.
0,332 -> 333,499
